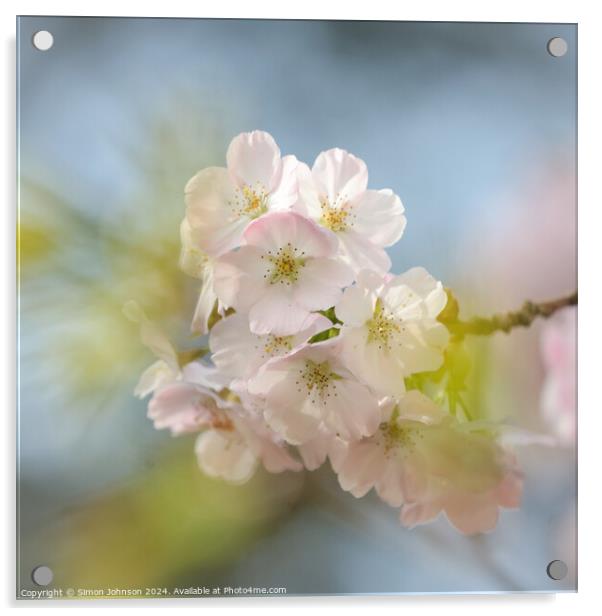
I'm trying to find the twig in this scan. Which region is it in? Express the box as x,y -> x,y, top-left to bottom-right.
444,291 -> 577,338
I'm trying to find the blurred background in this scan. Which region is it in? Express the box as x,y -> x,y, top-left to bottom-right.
17,17 -> 576,595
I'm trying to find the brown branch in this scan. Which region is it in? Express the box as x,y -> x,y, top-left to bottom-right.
443,291 -> 577,338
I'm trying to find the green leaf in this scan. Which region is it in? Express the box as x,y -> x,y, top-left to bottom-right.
318,307 -> 342,325
308,327 -> 340,343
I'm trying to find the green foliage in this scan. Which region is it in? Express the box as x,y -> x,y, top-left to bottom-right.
206,303 -> 235,332
308,327 -> 340,344
404,339 -> 473,420
318,306 -> 342,325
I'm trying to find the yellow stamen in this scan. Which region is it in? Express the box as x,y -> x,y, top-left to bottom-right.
229,183 -> 269,219
366,299 -> 402,351
295,359 -> 341,403
262,335 -> 294,357
380,408 -> 424,455
320,198 -> 352,232
263,243 -> 306,285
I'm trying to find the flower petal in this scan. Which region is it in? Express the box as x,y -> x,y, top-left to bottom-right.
294,257 -> 354,311
324,377 -> 381,441
393,321 -> 449,375
386,267 -> 447,319
375,462 -> 405,507
148,382 -> 215,435
337,230 -> 392,274
226,130 -> 282,192
298,428 -> 333,471
244,211 -> 337,257
209,313 -> 258,379
444,495 -> 500,535
312,148 -> 368,203
195,428 -> 258,484
336,441 -> 386,498
294,161 -> 322,219
190,267 -> 217,335
181,361 -> 232,391
264,377 -> 322,444
334,281 -> 375,327
179,218 -> 209,279
134,360 -> 176,398
396,390 -> 447,424
213,246 -> 267,312
236,414 -> 303,474
339,327 -> 407,397
352,189 -> 406,247
400,502 -> 441,529
248,288 -> 317,336
268,154 -> 300,210
185,167 -> 246,256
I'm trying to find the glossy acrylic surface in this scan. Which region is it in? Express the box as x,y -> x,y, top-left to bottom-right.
17,17 -> 576,597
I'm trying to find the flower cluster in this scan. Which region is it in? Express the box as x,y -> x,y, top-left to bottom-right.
130,131 -> 523,534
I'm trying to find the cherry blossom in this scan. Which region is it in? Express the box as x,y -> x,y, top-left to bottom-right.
248,338 -> 381,445
148,362 -> 232,436
209,311 -> 331,381
336,268 -> 449,397
195,409 -> 303,484
213,211 -> 353,336
147,372 -> 230,436
141,360 -> 302,483
398,450 -> 522,535
185,131 -> 299,256
295,148 -> 406,273
123,131 -> 566,536
333,391 -> 523,534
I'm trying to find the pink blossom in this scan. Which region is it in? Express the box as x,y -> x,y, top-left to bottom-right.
194,408 -> 303,484
147,378 -> 228,436
213,211 -> 353,336
336,268 -> 449,397
209,311 -> 331,380
148,368 -> 302,482
295,148 -> 406,273
248,338 -> 381,445
145,361 -> 232,434
185,131 -> 298,257
398,463 -> 522,535
333,391 -> 523,535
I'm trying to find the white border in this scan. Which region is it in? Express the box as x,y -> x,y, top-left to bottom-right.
3,1 -> 601,613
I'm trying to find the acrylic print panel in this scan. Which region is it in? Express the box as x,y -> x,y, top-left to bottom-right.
17,17 -> 577,598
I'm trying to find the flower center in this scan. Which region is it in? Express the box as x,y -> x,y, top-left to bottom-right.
210,413 -> 235,431
263,243 -> 306,286
195,398 -> 235,431
381,422 -> 416,452
231,184 -> 269,219
261,334 -> 294,358
366,299 -> 402,351
296,359 -> 341,402
319,197 -> 355,233
379,409 -> 424,455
